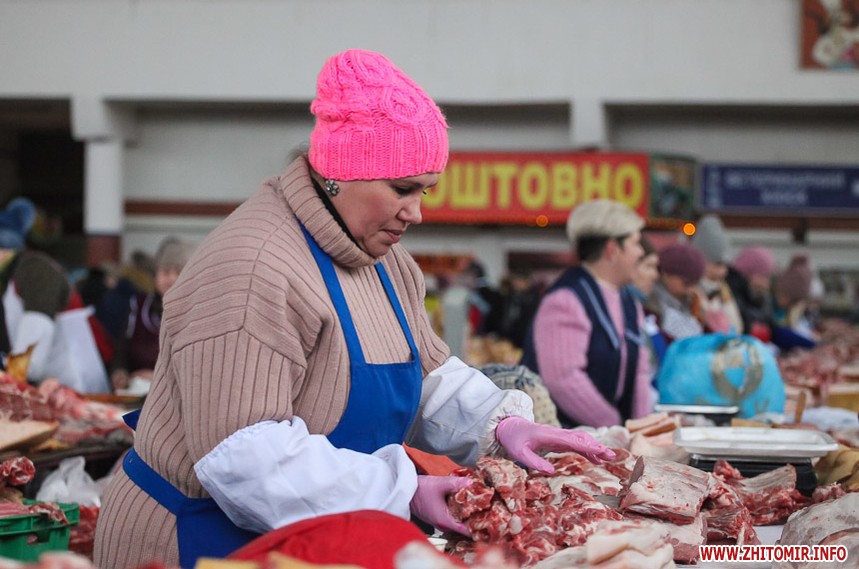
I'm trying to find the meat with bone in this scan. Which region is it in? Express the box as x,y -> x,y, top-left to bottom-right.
775,492 -> 859,569
531,519 -> 677,569
621,512 -> 707,565
477,453 -> 529,511
449,458 -> 560,564
713,460 -> 809,525
555,486 -> 623,548
619,457 -> 712,524
448,456 -> 622,565
533,453 -> 624,497
701,475 -> 759,546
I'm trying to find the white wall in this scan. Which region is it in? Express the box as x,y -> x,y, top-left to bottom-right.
2,0 -> 859,280
4,1 -> 859,103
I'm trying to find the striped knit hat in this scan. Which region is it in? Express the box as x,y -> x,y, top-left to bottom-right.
309,49 -> 449,181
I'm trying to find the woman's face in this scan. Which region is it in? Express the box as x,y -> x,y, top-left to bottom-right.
662,273 -> 698,300
748,273 -> 772,295
333,173 -> 439,257
155,266 -> 181,296
704,261 -> 728,282
632,252 -> 659,295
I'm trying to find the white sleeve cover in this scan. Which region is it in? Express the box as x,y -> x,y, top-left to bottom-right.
406,356 -> 534,466
194,417 -> 418,535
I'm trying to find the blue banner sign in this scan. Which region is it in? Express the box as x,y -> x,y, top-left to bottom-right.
700,164 -> 859,215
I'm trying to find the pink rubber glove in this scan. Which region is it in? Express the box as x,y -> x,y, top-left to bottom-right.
410,475 -> 472,536
495,416 -> 616,473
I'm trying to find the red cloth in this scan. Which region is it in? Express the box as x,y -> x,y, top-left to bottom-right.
229,510 -> 429,569
403,444 -> 461,476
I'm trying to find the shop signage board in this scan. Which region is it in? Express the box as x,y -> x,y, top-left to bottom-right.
421,152 -> 651,225
650,154 -> 697,223
700,163 -> 859,215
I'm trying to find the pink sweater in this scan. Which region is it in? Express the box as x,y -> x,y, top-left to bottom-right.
533,278 -> 652,427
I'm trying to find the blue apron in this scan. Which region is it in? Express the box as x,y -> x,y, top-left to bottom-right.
122,224 -> 423,568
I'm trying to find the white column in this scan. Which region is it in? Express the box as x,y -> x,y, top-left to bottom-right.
84,139 -> 124,235
571,98 -> 609,149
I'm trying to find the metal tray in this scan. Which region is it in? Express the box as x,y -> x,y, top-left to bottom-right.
654,404 -> 739,415
674,427 -> 839,458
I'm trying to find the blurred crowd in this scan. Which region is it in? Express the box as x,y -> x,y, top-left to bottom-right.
428,214 -> 825,373
0,196 -> 195,394
424,208 -> 834,428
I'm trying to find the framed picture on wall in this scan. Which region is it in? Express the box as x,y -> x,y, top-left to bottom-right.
800,0 -> 859,69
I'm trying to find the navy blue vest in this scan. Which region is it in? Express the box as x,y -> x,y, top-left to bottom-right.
520,267 -> 640,427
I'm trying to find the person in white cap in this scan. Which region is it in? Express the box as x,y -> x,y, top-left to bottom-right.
520,199 -> 652,428
690,214 -> 744,335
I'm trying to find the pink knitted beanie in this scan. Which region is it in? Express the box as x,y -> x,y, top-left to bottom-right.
733,245 -> 776,279
309,49 -> 449,181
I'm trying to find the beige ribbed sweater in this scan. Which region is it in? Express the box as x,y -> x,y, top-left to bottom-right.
94,158 -> 450,569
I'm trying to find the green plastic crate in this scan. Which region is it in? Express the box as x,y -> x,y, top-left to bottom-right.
0,502 -> 80,562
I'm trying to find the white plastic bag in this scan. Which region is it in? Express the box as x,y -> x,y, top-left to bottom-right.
44,306 -> 111,394
35,456 -> 109,507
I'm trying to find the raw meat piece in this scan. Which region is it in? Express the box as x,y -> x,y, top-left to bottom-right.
28,502 -> 68,524
449,475 -> 494,519
0,456 -> 35,487
777,492 -> 859,548
588,544 -> 675,569
628,431 -> 688,463
713,460 -> 809,525
467,499 -> 513,543
600,448 -> 637,481
0,375 -> 130,445
623,513 -> 707,564
68,505 -> 99,559
537,452 -> 624,496
702,476 -> 760,546
556,487 -> 623,548
531,520 -> 678,569
0,374 -> 53,421
0,502 -> 31,517
811,482 -> 845,503
530,545 -> 587,569
540,474 -> 605,500
776,494 -> 859,568
619,457 -> 711,524
477,456 -> 528,512
584,519 -> 671,564
625,412 -> 679,437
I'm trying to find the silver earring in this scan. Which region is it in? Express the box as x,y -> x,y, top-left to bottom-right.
324,179 -> 340,197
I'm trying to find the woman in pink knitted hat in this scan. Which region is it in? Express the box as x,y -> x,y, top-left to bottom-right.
726,245 -> 777,341
95,49 -> 612,569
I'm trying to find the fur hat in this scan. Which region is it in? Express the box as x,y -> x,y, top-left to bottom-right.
0,197 -> 36,250
733,245 -> 776,279
566,199 -> 644,247
659,243 -> 707,284
691,215 -> 730,264
308,49 -> 449,181
775,253 -> 813,305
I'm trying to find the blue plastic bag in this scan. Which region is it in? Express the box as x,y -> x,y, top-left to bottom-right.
657,333 -> 785,418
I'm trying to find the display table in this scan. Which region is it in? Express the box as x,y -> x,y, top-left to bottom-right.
1,442 -> 130,499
